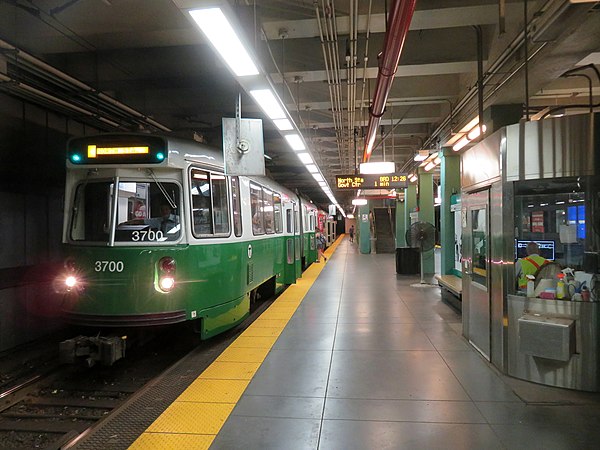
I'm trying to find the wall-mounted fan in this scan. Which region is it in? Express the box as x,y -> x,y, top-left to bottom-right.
405,221 -> 436,284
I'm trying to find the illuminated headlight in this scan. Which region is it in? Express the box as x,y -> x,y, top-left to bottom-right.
159,276 -> 175,292
65,276 -> 78,289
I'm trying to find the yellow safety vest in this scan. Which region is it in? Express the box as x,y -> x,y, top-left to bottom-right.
518,254 -> 548,288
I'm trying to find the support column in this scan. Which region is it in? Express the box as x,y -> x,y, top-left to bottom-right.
440,147 -> 461,276
404,184 -> 417,238
395,198 -> 406,247
358,203 -> 371,254
418,168 -> 435,275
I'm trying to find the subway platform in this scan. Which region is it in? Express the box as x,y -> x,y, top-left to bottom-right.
74,236 -> 600,450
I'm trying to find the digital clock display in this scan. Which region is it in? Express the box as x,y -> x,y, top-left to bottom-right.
336,173 -> 408,190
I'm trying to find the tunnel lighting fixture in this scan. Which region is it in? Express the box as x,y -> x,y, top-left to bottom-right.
249,89 -> 286,120
312,173 -> 324,182
273,118 -> 293,130
318,181 -> 327,187
297,152 -> 313,164
413,149 -> 430,161
452,136 -> 470,152
306,164 -> 318,173
347,213 -> 355,219
352,198 -> 368,206
409,174 -> 418,182
433,156 -> 441,165
188,8 -> 258,77
424,161 -> 436,172
359,161 -> 395,174
284,134 -> 306,151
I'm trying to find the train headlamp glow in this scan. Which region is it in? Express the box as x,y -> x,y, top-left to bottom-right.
65,276 -> 78,289
159,276 -> 175,292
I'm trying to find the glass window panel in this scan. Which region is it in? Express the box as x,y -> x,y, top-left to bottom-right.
190,169 -> 213,236
472,208 -> 487,287
211,174 -> 230,235
263,189 -> 274,234
274,193 -> 282,233
71,182 -> 112,242
114,181 -> 180,243
231,177 -> 242,237
250,183 -> 264,235
286,208 -> 293,233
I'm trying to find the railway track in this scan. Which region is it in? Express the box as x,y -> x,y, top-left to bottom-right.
0,292 -> 277,449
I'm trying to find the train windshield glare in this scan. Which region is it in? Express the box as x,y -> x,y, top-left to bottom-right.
70,180 -> 181,244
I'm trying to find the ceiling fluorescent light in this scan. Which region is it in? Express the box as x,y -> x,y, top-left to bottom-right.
273,118 -> 293,130
318,181 -> 327,187
312,173 -> 324,182
250,89 -> 286,120
424,161 -> 436,171
297,152 -> 313,164
189,9 -> 258,77
467,124 -> 486,140
306,164 -> 318,173
284,134 -> 306,151
352,198 -> 368,206
452,136 -> 469,152
359,161 -> 395,174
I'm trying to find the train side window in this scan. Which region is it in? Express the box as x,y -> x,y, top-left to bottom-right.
264,189 -> 274,234
286,208 -> 293,233
274,193 -> 282,233
190,169 -> 214,236
231,176 -> 242,237
250,183 -> 264,235
211,174 -> 230,235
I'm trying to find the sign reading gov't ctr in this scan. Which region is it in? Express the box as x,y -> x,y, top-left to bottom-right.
336,173 -> 408,190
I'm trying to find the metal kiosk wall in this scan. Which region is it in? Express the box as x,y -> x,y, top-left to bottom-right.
461,113 -> 600,391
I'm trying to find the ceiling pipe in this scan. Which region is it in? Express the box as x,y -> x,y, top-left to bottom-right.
362,0 -> 416,163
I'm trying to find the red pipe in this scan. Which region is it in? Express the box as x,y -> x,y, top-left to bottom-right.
362,0 -> 417,163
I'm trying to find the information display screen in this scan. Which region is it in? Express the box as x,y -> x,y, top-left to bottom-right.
67,135 -> 167,165
515,240 -> 555,260
336,173 -> 408,190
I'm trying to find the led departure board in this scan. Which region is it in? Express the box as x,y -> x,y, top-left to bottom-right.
67,135 -> 167,165
336,173 -> 408,190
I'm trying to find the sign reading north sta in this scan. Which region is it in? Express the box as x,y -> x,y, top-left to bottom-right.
336,173 -> 408,190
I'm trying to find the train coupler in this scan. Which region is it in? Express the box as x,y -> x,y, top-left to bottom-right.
59,335 -> 127,366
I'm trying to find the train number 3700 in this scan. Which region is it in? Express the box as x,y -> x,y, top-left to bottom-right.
94,261 -> 124,272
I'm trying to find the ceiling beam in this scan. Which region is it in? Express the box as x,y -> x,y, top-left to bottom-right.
261,5 -> 499,40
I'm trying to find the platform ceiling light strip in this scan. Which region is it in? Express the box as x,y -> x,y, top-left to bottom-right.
285,134 -> 306,151
178,1 -> 342,212
249,89 -> 286,120
297,152 -> 313,164
188,8 -> 258,77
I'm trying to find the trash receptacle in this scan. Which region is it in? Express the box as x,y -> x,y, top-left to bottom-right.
395,247 -> 420,275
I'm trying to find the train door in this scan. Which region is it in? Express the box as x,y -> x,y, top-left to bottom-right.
282,202 -> 297,284
463,189 -> 491,360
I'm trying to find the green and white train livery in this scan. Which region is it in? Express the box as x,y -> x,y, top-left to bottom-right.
59,133 -> 319,340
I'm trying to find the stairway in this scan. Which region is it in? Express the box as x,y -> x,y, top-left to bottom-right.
374,207 -> 396,253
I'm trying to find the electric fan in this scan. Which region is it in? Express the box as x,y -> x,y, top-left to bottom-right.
405,221 -> 436,284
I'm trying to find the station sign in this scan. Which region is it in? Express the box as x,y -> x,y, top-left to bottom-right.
336,173 -> 408,190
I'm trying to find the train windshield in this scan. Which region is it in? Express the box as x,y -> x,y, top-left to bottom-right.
70,180 -> 181,244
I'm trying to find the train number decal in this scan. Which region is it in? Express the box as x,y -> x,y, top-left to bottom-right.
131,230 -> 164,242
94,260 -> 124,272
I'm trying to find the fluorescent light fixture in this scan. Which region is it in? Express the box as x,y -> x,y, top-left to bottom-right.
347,214 -> 355,219
318,181 -> 327,187
297,152 -> 313,164
359,161 -> 395,174
306,164 -> 318,173
273,118 -> 293,130
352,198 -> 368,206
467,124 -> 487,140
453,136 -> 469,152
433,157 -> 441,165
189,9 -> 259,77
409,174 -> 418,182
414,153 -> 427,161
284,134 -> 306,151
250,89 -> 286,120
312,173 -> 324,182
424,161 -> 435,171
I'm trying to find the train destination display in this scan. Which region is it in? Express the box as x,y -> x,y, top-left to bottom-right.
336,173 -> 408,190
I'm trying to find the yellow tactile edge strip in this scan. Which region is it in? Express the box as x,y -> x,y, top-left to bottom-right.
129,234 -> 344,450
